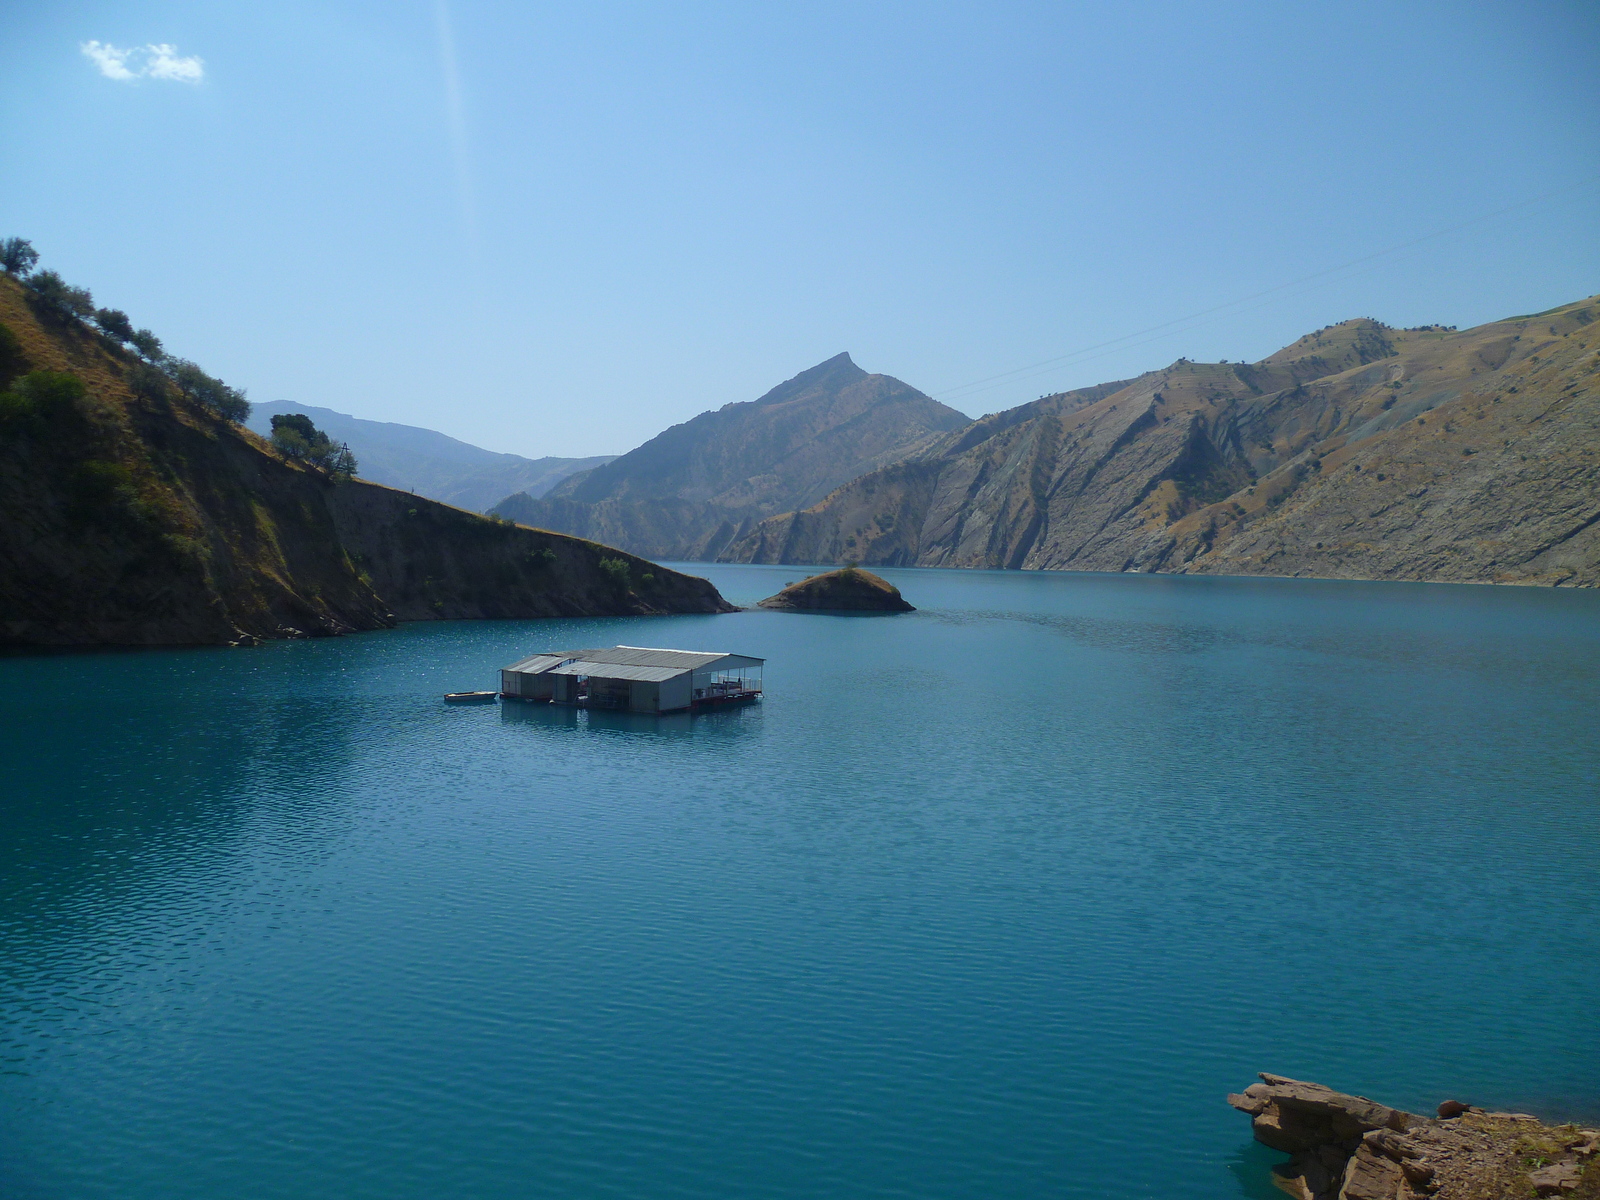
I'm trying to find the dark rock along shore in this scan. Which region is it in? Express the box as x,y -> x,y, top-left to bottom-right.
1230,1073 -> 1599,1199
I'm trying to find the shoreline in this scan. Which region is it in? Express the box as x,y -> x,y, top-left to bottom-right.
1231,1073 -> 1598,1198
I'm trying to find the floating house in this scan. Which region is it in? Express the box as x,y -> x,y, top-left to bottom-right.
500,646 -> 764,713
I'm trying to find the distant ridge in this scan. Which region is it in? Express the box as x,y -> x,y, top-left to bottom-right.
720,300 -> 1600,587
492,352 -> 970,559
247,402 -> 612,513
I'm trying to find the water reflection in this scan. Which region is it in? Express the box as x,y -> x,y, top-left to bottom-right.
497,696 -> 761,740
0,666 -> 362,928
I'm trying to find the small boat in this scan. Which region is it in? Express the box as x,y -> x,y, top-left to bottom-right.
443,691 -> 498,704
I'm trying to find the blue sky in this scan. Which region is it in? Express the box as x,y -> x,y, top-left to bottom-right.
3,1 -> 1597,457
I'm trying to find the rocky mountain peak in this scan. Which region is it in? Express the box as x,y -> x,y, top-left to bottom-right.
744,351 -> 866,410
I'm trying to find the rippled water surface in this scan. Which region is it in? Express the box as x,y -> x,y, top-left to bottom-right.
3,565 -> 1598,1199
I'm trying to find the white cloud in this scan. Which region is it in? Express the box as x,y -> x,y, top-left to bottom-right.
81,41 -> 137,80
144,44 -> 204,83
81,40 -> 204,84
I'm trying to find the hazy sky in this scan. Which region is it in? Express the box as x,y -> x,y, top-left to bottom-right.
4,1 -> 1597,457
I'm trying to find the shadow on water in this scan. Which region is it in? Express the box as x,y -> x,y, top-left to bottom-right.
1225,1141 -> 1292,1200
498,697 -> 763,741
761,609 -> 911,618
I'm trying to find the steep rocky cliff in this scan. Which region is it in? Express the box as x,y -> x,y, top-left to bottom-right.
326,482 -> 730,622
1229,1072 -> 1599,1199
723,298 -> 1600,587
0,276 -> 730,647
491,352 -> 969,559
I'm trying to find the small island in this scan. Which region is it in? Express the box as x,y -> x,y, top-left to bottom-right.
757,567 -> 915,612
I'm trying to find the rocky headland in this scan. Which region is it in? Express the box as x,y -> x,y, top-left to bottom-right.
0,272 -> 732,647
1230,1073 -> 1598,1199
757,567 -> 915,612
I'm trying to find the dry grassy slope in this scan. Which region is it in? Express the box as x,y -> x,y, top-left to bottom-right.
723,299 -> 1600,587
0,278 -> 390,644
1157,299 -> 1600,584
0,277 -> 729,646
723,377 -> 1129,566
491,492 -> 746,564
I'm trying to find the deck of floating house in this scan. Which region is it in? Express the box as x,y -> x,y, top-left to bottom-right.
499,646 -> 764,714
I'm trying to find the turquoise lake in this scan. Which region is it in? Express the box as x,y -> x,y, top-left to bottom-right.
3,563 -> 1598,1199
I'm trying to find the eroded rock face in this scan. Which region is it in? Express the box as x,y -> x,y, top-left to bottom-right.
1230,1073 -> 1598,1200
1229,1075 -> 1415,1161
1339,1144 -> 1407,1200
724,298 -> 1600,589
0,276 -> 733,647
757,567 -> 915,612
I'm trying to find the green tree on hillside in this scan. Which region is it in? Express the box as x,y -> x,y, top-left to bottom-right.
0,238 -> 39,278
324,442 -> 357,481
27,271 -> 95,323
126,362 -> 170,402
7,242 -> 251,430
166,358 -> 250,424
93,308 -> 136,343
270,413 -> 357,481
269,412 -> 320,457
127,328 -> 164,361
0,370 -> 87,432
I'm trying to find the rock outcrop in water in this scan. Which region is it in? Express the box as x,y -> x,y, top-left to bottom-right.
1229,1072 -> 1599,1198
757,567 -> 914,612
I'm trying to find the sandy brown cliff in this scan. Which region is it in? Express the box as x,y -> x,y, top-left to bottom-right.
722,298 -> 1600,587
0,277 -> 730,647
491,352 -> 969,560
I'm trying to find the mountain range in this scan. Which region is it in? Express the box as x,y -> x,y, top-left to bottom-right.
490,298 -> 1597,588
721,299 -> 1599,586
246,401 -> 612,513
490,352 -> 969,559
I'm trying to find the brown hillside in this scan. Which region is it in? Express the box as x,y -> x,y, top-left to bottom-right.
723,299 -> 1600,587
492,352 -> 969,560
0,275 -> 731,646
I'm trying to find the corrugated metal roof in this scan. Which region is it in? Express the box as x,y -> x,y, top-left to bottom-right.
545,661 -> 685,682
504,653 -> 571,674
502,645 -> 764,675
698,654 -> 764,671
589,646 -> 729,669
